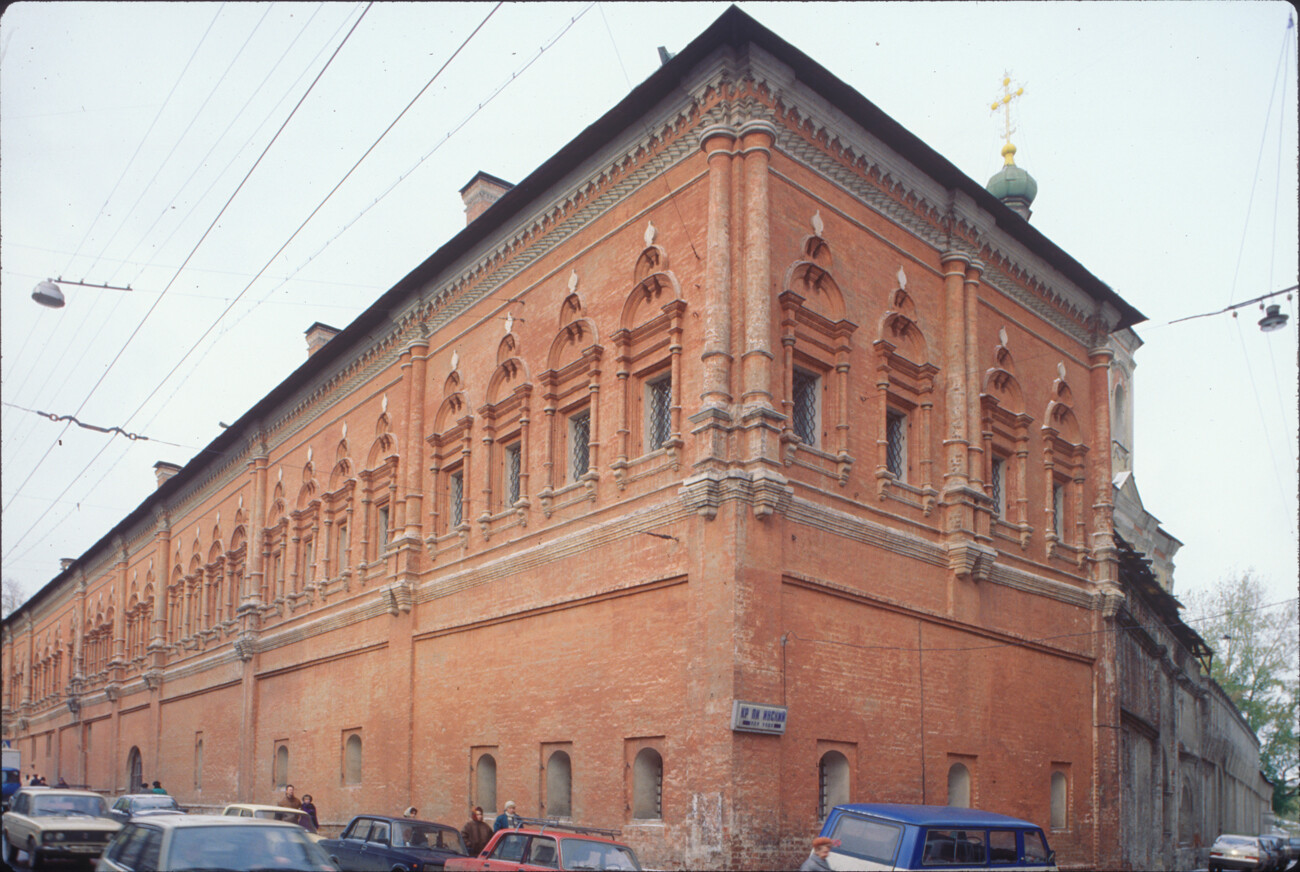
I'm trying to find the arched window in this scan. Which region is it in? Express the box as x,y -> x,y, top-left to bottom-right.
632,748 -> 663,820
947,763 -> 971,808
194,738 -> 204,791
546,751 -> 572,818
1050,771 -> 1067,829
274,744 -> 289,788
127,746 -> 143,791
476,754 -> 497,814
344,734 -> 363,785
819,751 -> 850,819
1180,780 -> 1195,844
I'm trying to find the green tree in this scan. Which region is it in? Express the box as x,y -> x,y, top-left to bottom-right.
1186,572 -> 1299,818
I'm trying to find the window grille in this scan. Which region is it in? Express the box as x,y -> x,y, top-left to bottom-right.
504,442 -> 521,506
792,368 -> 819,447
1052,482 -> 1065,539
886,410 -> 908,480
337,522 -> 348,571
569,410 -> 591,480
991,457 -> 1006,518
450,472 -> 464,528
647,375 -> 672,450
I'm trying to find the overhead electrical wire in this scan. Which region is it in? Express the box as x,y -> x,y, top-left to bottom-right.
108,3 -> 336,290
1,1 -> 377,560
57,3 -> 227,280
207,1 -> 597,349
5,1 -> 510,568
84,3 -> 279,282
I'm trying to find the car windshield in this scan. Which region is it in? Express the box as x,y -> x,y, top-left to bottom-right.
30,794 -> 108,817
169,825 -> 333,872
1215,836 -> 1258,846
134,796 -> 180,811
829,813 -> 903,865
393,822 -> 466,853
563,838 -> 641,870
252,809 -> 315,831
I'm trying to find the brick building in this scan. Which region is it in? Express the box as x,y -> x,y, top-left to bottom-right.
0,8 -> 1266,869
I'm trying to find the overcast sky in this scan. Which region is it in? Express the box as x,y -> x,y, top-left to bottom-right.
2,2 -> 1296,628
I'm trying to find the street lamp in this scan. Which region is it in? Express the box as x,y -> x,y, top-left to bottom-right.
31,277 -> 133,309
1258,304 -> 1289,332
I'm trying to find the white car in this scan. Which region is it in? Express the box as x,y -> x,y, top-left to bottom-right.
220,802 -> 322,842
2,787 -> 122,869
97,814 -> 336,871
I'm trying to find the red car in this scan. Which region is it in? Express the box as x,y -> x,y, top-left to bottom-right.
444,819 -> 642,871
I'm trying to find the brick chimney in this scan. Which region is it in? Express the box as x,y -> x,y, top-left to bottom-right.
305,322 -> 341,358
153,461 -> 182,489
459,171 -> 514,225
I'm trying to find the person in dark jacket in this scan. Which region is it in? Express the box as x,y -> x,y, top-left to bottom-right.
492,801 -> 520,831
799,836 -> 837,871
300,794 -> 319,831
462,807 -> 493,855
151,781 -> 167,794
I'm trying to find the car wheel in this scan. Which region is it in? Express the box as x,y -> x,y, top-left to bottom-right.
27,837 -> 43,871
1,831 -> 14,865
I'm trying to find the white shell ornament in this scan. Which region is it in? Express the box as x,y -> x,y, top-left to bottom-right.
645,221 -> 656,247
450,351 -> 459,372
811,210 -> 824,237
999,326 -> 1008,347
504,312 -> 514,334
896,266 -> 907,290
1057,362 -> 1067,381
568,269 -> 579,293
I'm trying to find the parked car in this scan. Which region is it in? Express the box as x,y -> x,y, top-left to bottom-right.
2,787 -> 122,869
108,793 -> 185,824
1209,833 -> 1271,872
319,814 -> 468,871
96,813 -> 337,871
444,819 -> 642,871
816,803 -> 1057,870
221,802 -> 322,842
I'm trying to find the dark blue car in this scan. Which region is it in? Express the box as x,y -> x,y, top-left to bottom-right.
319,815 -> 468,872
817,803 -> 1057,869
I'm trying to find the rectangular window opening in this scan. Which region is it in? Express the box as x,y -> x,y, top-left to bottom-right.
886,409 -> 908,481
449,471 -> 464,529
504,441 -> 522,507
991,457 -> 1006,519
569,410 -> 591,481
646,373 -> 672,452
792,367 -> 819,447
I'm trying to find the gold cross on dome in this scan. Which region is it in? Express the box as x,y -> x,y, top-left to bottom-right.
989,72 -> 1025,151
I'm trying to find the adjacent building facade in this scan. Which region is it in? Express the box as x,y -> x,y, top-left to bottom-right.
1107,333 -> 1272,871
1,9 -> 1267,869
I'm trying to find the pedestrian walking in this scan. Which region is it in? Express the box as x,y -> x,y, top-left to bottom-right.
278,784 -> 302,809
462,807 -> 493,856
403,806 -> 419,818
300,794 -> 319,830
151,781 -> 167,794
492,801 -> 521,832
799,836 -> 838,871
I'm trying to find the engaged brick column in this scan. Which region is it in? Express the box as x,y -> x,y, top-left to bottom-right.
699,124 -> 736,410
739,120 -> 776,412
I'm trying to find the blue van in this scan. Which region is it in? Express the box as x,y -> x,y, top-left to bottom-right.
817,804 -> 1057,870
